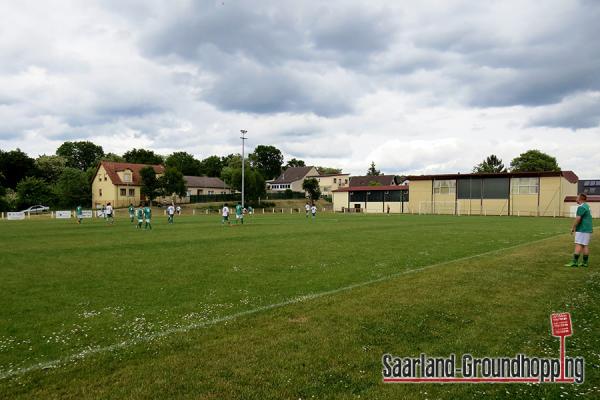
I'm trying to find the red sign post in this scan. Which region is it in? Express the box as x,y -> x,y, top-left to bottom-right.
551,313 -> 573,382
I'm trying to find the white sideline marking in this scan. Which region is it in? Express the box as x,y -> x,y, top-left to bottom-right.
0,234 -> 564,380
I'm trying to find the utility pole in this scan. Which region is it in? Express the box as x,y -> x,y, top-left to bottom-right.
240,130 -> 248,209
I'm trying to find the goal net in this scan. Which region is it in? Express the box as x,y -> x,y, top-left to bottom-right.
418,201 -> 461,215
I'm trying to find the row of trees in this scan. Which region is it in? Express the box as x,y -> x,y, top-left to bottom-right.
0,142 -> 333,210
0,142 -> 562,211
473,150 -> 560,173
364,150 -> 560,178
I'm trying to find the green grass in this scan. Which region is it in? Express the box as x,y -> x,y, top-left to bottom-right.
0,214 -> 598,399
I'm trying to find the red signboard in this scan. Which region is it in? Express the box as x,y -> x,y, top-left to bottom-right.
551,313 -> 572,337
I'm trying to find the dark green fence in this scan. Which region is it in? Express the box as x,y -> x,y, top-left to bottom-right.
189,193 -> 241,203
188,191 -> 307,204
263,191 -> 306,200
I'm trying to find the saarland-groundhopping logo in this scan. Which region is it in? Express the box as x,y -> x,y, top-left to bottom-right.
382,313 -> 585,384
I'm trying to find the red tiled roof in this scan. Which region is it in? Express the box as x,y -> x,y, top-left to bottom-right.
333,185 -> 408,192
349,175 -> 398,187
98,161 -> 164,186
564,195 -> 600,202
408,170 -> 579,183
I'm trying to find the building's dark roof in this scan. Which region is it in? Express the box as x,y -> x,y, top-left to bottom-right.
349,175 -> 398,187
333,185 -> 408,193
184,176 -> 229,189
98,161 -> 164,186
407,171 -> 579,184
307,173 -> 349,177
271,166 -> 316,184
564,195 -> 600,203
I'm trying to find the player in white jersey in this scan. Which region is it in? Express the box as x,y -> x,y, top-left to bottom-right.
167,204 -> 175,224
105,203 -> 114,224
222,204 -> 230,225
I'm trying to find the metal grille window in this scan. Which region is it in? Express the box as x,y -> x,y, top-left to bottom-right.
511,177 -> 539,194
433,179 -> 456,194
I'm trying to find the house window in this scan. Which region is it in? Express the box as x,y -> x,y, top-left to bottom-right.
99,188 -> 103,197
197,189 -> 203,195
123,172 -> 132,183
433,180 -> 456,195
345,179 -> 348,184
333,178 -> 337,183
104,174 -> 107,181
128,188 -> 135,196
120,188 -> 126,196
511,177 -> 539,194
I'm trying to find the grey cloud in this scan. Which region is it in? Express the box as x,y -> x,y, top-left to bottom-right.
528,93 -> 600,129
203,63 -> 355,116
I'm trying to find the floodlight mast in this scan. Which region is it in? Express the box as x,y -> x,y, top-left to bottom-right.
240,130 -> 248,209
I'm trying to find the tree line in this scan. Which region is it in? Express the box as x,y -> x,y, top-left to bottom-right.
0,142 -> 327,211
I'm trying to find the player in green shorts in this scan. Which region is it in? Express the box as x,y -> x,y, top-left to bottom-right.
235,202 -> 244,224
128,203 -> 135,223
76,205 -> 83,224
565,193 -> 593,267
136,204 -> 144,229
143,203 -> 152,230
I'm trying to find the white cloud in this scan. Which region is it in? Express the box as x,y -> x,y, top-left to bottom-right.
0,0 -> 599,179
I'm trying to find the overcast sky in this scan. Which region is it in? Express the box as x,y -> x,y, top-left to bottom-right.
1,0 -> 599,177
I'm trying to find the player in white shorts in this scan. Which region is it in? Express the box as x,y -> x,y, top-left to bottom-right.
566,193 -> 593,267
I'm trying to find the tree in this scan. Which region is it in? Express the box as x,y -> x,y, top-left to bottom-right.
285,158 -> 305,168
54,168 -> 91,208
473,154 -> 507,173
317,166 -> 342,175
220,156 -> 266,201
139,167 -> 160,205
35,155 -> 67,183
302,178 -> 321,201
0,148 -> 39,189
16,177 -> 56,209
228,169 -> 265,200
56,141 -> 104,171
159,167 -> 187,200
249,145 -> 284,180
510,150 -> 560,172
200,155 -> 224,177
0,174 -> 7,211
366,161 -> 381,176
165,152 -> 202,176
102,152 -> 125,162
123,148 -> 163,165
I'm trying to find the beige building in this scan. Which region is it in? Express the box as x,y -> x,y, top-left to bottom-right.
267,166 -> 319,192
184,176 -> 231,198
92,161 -> 164,208
406,171 -> 579,216
308,173 -> 350,196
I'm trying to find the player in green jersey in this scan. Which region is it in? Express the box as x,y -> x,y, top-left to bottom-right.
136,204 -> 144,229
235,202 -> 244,224
76,205 -> 83,224
143,203 -> 152,230
128,203 -> 135,223
565,193 -> 593,267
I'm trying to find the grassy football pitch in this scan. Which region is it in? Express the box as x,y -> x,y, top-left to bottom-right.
0,213 -> 598,399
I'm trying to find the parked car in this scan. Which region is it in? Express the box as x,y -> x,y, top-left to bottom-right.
21,205 -> 50,214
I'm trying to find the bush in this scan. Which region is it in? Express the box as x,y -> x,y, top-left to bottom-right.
16,177 -> 56,209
